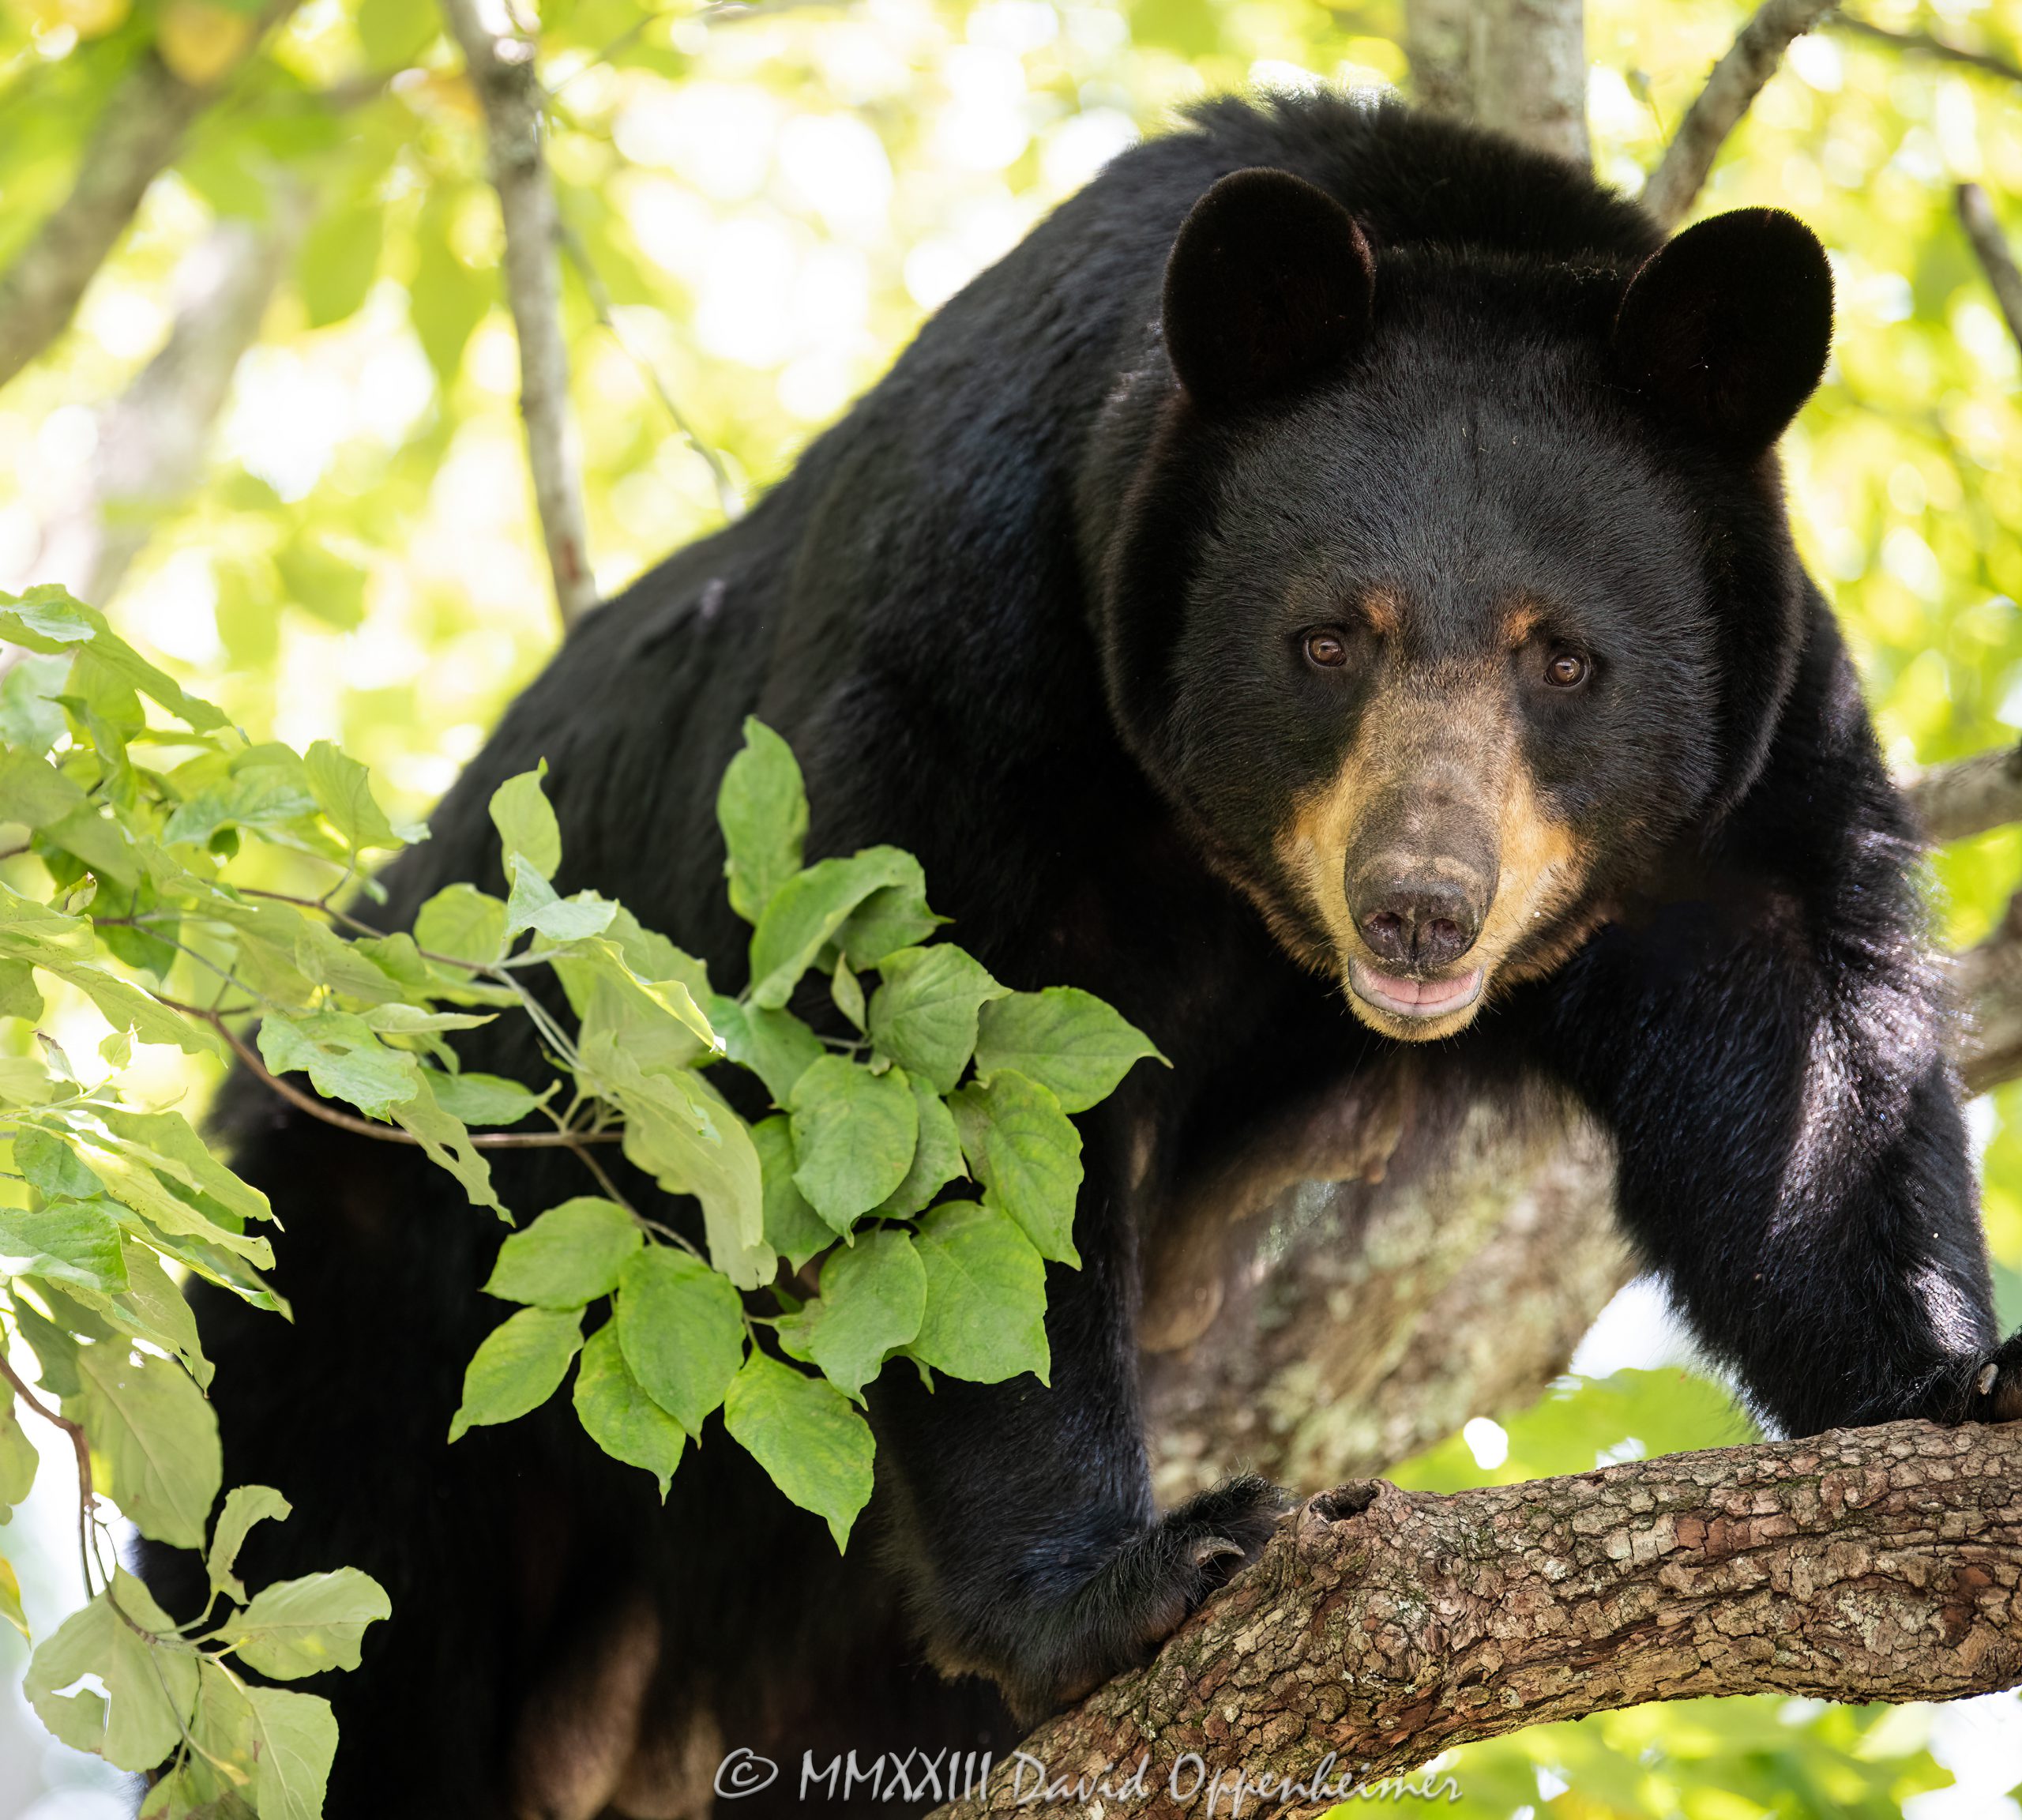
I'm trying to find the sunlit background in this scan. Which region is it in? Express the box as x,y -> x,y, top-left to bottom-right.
5,0 -> 2022,1812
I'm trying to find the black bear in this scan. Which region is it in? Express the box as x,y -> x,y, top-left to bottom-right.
151,89 -> 2022,1817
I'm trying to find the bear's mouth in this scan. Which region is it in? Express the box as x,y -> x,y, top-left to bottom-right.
1347,959 -> 1486,1022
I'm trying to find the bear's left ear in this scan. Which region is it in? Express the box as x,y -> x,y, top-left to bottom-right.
1613,207 -> 1833,456
1162,167 -> 1375,416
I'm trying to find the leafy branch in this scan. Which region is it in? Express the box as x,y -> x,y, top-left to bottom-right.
0,582 -> 1163,1811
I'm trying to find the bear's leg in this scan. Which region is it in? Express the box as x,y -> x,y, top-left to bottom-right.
1529,904 -> 2016,1438
865,1198 -> 1284,1723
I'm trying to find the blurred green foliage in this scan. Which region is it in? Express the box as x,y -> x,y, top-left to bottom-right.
3,0 -> 2022,1811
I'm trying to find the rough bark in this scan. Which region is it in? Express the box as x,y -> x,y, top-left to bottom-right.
1402,0 -> 1478,119
1902,739 -> 2022,845
439,0 -> 598,629
932,1423 -> 2022,1819
29,192 -> 310,606
1473,0 -> 1590,168
1144,1084 -> 1625,1498
1406,0 -> 1587,167
0,2 -> 300,393
1641,0 -> 1837,231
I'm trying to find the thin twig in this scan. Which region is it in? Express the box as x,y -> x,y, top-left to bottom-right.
1957,182 -> 2022,354
438,0 -> 599,629
1831,12 -> 2022,88
157,996 -> 619,1151
1640,0 -> 1838,231
558,223 -> 743,522
0,1343 -> 99,1596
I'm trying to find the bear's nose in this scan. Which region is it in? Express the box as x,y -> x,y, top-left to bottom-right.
1354,878 -> 1481,972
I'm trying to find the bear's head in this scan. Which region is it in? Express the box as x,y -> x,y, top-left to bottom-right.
1092,167 -> 1834,1041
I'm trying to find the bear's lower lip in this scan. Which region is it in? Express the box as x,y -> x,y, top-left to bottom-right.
1349,961 -> 1486,1020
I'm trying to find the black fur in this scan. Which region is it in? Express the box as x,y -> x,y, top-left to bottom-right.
141,92 -> 2015,1817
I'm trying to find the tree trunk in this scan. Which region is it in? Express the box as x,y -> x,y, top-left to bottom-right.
1402,0 -> 1590,165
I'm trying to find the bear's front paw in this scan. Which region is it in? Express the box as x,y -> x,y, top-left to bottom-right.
998,1474 -> 1287,1721
1968,1332 -> 2022,1423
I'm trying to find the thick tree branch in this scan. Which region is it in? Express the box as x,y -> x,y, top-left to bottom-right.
934,1422 -> 2022,1817
438,0 -> 598,630
1901,739 -> 2022,846
1641,0 -> 1836,231
0,2 -> 300,393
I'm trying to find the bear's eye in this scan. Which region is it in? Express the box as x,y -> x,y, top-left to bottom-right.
1302,629 -> 1350,669
1544,650 -> 1590,690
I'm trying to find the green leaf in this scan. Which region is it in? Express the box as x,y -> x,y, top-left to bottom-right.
0,957 -> 43,1021
787,1055 -> 919,1234
569,983 -> 765,1284
0,588 -> 227,731
25,1569 -> 197,1770
796,1228 -> 926,1399
753,1115 -> 832,1271
0,1395 -> 39,1510
0,1198 -> 128,1293
866,945 -> 1007,1092
304,740 -> 411,856
257,1010 -> 419,1120
747,848 -> 917,1009
836,863 -> 941,970
208,1484 -> 292,1604
614,1247 -> 745,1435
504,855 -> 616,942
709,996 -> 825,1104
0,747 -> 88,827
387,1068 -> 502,1216
485,1198 -> 641,1308
274,535 -> 366,631
70,1344 -> 221,1548
0,1556 -> 24,1640
220,1568 -> 392,1679
448,1307 -> 584,1442
12,1126 -> 103,1200
115,1239 -> 211,1387
949,1070 -> 1083,1265
489,765 -> 562,882
298,205 -> 385,328
572,1322 -> 686,1498
413,882 -> 509,967
12,1296 -> 81,1396
155,1661 -> 257,1812
831,954 -> 866,1030
908,1201 -> 1050,1386
423,1069 -> 543,1126
410,203 -> 490,382
92,1104 -> 274,1232
242,1684 -> 340,1820
973,987 -> 1164,1112
718,718 -> 808,923
871,1071 -> 966,1219
722,1349 -> 874,1551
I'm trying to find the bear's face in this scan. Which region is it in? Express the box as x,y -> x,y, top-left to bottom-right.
1098,171 -> 1832,1040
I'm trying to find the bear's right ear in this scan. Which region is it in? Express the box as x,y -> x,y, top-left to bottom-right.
1613,207 -> 1833,456
1162,167 -> 1375,416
